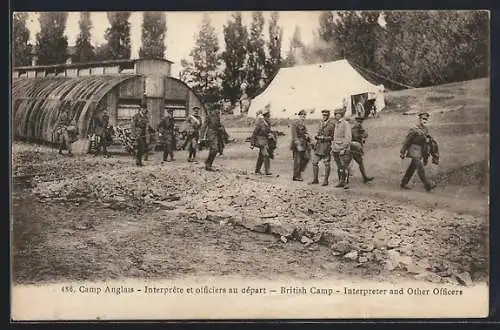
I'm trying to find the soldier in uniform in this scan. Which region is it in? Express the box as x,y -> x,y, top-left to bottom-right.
310,109 -> 336,186
55,109 -> 72,155
400,112 -> 437,192
332,108 -> 352,189
350,116 -> 374,184
290,109 -> 311,181
184,107 -> 202,162
131,104 -> 150,166
250,107 -> 274,175
200,107 -> 224,171
92,111 -> 112,157
158,110 -> 176,162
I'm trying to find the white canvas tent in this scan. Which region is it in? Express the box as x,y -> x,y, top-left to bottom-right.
247,59 -> 385,119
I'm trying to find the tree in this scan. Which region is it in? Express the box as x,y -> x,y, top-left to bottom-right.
102,12 -> 131,60
245,11 -> 266,98
139,12 -> 167,59
309,11 -> 341,63
180,14 -> 222,106
35,12 -> 69,65
264,11 -> 283,85
283,26 -> 306,67
221,12 -> 249,105
332,11 -> 382,71
74,12 -> 96,62
12,12 -> 32,67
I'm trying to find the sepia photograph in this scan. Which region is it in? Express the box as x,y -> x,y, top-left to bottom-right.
11,10 -> 490,320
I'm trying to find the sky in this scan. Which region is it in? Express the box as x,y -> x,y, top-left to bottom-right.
24,11 -> 322,77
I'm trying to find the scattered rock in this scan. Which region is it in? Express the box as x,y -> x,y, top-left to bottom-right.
385,260 -> 397,271
312,232 -> 323,243
269,221 -> 296,238
344,250 -> 358,261
260,213 -> 278,219
359,242 -> 375,252
331,241 -> 352,254
358,256 -> 369,263
455,272 -> 473,286
300,236 -> 314,245
387,238 -> 402,248
75,224 -> 90,230
152,200 -> 176,210
425,273 -> 442,283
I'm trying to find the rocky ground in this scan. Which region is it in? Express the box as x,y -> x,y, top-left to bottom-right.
12,141 -> 488,287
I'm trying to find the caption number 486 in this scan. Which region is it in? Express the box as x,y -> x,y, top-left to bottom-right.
61,286 -> 74,293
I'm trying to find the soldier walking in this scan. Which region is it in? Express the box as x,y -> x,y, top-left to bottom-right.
250,107 -> 275,176
290,110 -> 311,181
184,107 -> 202,162
400,112 -> 437,192
310,109 -> 336,186
92,111 -> 112,157
158,110 -> 176,162
332,108 -> 352,189
131,104 -> 150,167
200,107 -> 225,171
350,116 -> 374,184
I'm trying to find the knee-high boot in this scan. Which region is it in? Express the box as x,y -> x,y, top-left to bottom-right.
321,165 -> 331,186
335,170 -> 344,188
311,164 -> 319,184
264,156 -> 272,175
255,153 -> 263,174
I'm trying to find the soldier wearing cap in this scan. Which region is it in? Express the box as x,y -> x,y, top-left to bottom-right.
332,107 -> 352,189
250,106 -> 275,175
400,112 -> 437,191
158,109 -> 176,162
184,106 -> 202,162
350,116 -> 374,184
131,103 -> 150,166
55,108 -> 72,155
310,109 -> 336,185
290,109 -> 311,181
92,110 -> 112,157
200,106 -> 225,171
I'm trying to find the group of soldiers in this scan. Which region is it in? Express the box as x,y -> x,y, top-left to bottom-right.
250,106 -> 439,192
53,99 -> 439,192
129,104 -> 229,171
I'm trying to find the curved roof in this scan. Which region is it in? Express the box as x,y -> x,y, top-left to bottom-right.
12,75 -> 138,142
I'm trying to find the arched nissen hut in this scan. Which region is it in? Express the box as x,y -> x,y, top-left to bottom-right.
12,58 -> 206,145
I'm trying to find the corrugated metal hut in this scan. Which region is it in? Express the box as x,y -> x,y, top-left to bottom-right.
12,58 -> 205,145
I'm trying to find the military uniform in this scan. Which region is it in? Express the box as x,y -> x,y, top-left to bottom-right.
92,112 -> 112,157
332,109 -> 352,188
131,108 -> 150,166
350,117 -> 374,183
158,113 -> 176,162
311,110 -> 336,185
55,111 -> 73,155
200,108 -> 223,171
184,109 -> 202,162
400,112 -> 437,191
251,109 -> 275,175
290,110 -> 311,181
217,124 -> 229,155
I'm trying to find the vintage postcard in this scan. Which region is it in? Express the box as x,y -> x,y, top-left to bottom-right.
11,10 -> 490,320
